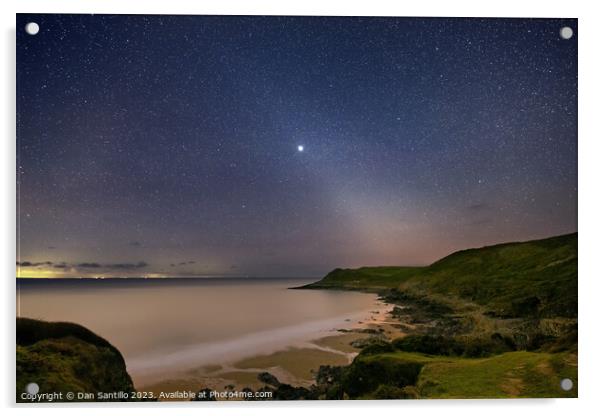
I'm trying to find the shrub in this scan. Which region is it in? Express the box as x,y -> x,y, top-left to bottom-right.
342,358 -> 423,398
372,384 -> 413,399
392,333 -> 516,358
359,340 -> 395,355
511,296 -> 541,317
392,335 -> 463,356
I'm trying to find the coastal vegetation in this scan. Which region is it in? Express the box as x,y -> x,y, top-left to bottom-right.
17,233 -> 577,400
16,318 -> 136,402
291,232 -> 578,398
304,233 -> 577,319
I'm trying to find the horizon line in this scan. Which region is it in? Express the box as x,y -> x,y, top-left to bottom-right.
15,275 -> 322,280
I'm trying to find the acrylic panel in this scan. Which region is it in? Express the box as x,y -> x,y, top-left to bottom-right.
16,14 -> 577,402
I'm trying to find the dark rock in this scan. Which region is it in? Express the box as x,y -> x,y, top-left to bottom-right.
350,333 -> 388,349
257,371 -> 281,387
355,328 -> 380,334
16,318 -> 136,402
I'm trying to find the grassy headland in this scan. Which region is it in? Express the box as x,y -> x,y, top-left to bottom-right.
16,233 -> 577,400
291,233 -> 578,399
302,233 -> 576,318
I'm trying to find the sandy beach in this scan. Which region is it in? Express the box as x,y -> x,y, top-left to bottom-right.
18,277 -> 387,395
140,297 -> 405,400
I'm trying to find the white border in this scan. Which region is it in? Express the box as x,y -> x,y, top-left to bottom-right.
3,1 -> 602,415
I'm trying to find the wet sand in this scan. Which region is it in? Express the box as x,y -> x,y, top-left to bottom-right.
18,278 -> 386,391
140,298 -> 405,400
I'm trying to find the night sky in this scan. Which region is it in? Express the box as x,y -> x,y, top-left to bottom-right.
16,14 -> 577,278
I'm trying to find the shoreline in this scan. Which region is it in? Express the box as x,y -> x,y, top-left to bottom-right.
138,295 -> 404,399
17,234 -> 578,400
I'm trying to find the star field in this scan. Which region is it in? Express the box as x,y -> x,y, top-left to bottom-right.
16,15 -> 577,277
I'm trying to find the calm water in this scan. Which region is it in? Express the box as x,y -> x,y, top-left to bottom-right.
17,278 -> 379,385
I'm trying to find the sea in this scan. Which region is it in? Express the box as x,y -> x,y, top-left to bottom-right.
16,277 -> 380,385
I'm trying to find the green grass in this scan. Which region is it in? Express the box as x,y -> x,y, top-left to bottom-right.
301,266 -> 422,290
16,318 -> 136,402
353,350 -> 577,398
17,318 -> 125,358
304,233 -> 578,399
406,233 -> 577,318
417,351 -> 577,398
304,233 -> 577,318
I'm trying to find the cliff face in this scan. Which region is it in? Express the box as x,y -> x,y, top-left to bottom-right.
16,318 -> 135,402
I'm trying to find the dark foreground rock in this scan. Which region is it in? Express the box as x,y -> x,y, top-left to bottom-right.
16,318 -> 136,402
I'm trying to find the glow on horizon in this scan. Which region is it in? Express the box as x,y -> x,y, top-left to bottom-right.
16,266 -> 247,279
17,268 -> 63,278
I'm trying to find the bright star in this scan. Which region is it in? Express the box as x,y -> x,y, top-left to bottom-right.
297,145 -> 304,152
